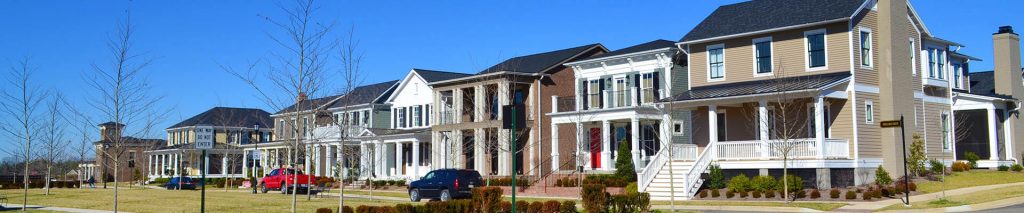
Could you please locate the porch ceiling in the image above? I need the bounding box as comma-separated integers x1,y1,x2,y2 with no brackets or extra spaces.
660,72,851,103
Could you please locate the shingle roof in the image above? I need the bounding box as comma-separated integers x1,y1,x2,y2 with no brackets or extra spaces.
680,0,864,42
328,80,399,109
168,107,273,129
413,69,473,83
478,43,605,74
662,72,851,102
364,128,429,136
965,71,1015,99
275,94,342,114
578,39,676,62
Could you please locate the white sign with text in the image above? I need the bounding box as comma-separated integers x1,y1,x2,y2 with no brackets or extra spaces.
195,125,214,150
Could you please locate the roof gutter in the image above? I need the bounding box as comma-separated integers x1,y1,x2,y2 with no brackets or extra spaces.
427,71,544,86
660,76,851,104
677,18,850,46
564,47,674,66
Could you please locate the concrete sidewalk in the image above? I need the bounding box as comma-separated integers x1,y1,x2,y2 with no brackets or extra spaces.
877,196,1024,213
652,204,821,212
834,182,1024,212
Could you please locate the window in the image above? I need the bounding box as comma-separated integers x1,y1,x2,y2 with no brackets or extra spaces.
362,110,369,126
424,105,430,126
753,37,772,74
707,44,725,79
716,112,727,141
937,50,946,80
641,73,655,103
398,107,407,128
588,80,601,108
805,29,827,69
953,63,963,89
279,120,286,138
413,105,423,127
941,112,951,150
614,77,626,107
302,117,308,136
860,29,872,67
128,151,136,168
350,112,359,126
865,101,874,124
672,121,685,136
909,39,916,75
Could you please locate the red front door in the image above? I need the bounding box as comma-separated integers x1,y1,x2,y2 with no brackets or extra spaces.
590,128,602,169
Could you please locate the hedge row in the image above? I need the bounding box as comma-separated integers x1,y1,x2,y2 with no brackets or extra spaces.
0,181,81,189
327,187,577,213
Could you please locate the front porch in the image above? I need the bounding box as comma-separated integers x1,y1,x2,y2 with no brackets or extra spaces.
549,96,670,172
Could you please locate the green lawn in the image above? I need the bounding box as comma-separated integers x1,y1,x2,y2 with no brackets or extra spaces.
880,184,1024,210
1,188,415,213
650,200,847,211
916,170,1024,193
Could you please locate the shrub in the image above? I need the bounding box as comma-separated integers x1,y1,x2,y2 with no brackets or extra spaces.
1012,164,1024,172
781,175,803,196
516,201,530,213
908,133,927,176
581,184,607,213
559,200,576,213
875,166,893,185
751,190,761,198
726,190,735,198
394,204,413,213
909,182,917,191
794,189,807,199
543,200,561,213
614,142,637,182
699,189,708,198
472,187,503,212
624,182,638,194
315,208,331,213
764,189,775,198
965,152,980,168
845,190,857,200
999,165,1010,171
809,189,821,199
738,190,748,198
711,189,721,197
529,201,544,213
582,174,627,187
929,159,946,175
952,161,971,172
727,174,751,193
609,194,638,213
862,191,872,200
637,193,651,213
341,206,353,213
708,164,725,189
830,188,840,199
499,202,512,213
873,189,883,198
751,175,777,193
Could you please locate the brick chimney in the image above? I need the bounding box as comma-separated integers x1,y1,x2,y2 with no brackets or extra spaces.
297,92,308,102
993,26,1022,97
98,122,125,141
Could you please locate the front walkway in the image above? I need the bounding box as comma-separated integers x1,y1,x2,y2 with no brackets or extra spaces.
836,182,1024,212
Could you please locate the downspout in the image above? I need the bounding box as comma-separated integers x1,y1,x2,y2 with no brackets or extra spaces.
536,74,549,191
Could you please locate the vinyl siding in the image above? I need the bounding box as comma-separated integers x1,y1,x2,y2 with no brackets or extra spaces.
689,22,851,88
856,92,882,158
829,98,855,158
924,101,954,159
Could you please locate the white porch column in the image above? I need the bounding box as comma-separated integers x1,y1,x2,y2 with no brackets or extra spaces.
242,150,249,178
988,107,1000,160
412,141,421,178
708,105,718,144
550,123,560,171
173,154,179,176
475,85,486,122
1005,110,1014,161
204,153,210,176
396,142,405,177
759,99,770,159
221,154,228,175
454,88,463,123
375,141,384,177
328,145,336,178
304,146,312,174
148,155,154,176
815,96,826,159
359,143,368,178
475,129,485,172
601,120,611,171
630,118,641,171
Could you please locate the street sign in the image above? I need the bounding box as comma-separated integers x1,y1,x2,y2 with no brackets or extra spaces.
250,150,260,160
880,120,902,128
195,126,214,150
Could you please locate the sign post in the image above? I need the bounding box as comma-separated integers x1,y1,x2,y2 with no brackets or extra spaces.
252,124,260,194
879,116,910,206
501,104,525,213
195,126,214,213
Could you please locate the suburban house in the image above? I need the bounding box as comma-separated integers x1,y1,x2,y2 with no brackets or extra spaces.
429,43,608,180
548,39,687,174
144,107,273,181
93,122,164,183
620,0,994,200
951,26,1023,167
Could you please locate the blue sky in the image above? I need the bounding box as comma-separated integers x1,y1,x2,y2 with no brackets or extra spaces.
0,0,1021,143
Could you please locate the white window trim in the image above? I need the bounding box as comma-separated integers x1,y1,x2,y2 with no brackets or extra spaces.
640,72,657,104
613,75,628,107
804,29,829,72
941,111,952,151
859,27,874,69
752,36,774,77
909,38,917,76
864,100,874,124
672,121,685,136
706,43,726,82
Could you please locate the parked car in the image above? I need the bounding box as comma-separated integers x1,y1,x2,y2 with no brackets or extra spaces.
408,169,482,201
164,177,197,190
260,168,314,194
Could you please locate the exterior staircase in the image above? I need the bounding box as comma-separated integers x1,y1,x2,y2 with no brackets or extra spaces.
638,142,717,201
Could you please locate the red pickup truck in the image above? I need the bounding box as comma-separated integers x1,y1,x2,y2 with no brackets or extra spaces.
260,168,314,194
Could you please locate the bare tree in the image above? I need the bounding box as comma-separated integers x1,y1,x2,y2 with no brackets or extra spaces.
0,58,48,211
331,25,364,207
63,96,96,189
86,15,164,212
39,93,69,195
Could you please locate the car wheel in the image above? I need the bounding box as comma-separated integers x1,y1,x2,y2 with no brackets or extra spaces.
261,183,269,194
409,189,421,202
440,189,451,202
281,183,288,194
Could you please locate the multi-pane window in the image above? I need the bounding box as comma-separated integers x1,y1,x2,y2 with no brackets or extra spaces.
362,110,369,126
128,151,136,168
928,48,939,78
413,106,422,127
588,80,601,108
708,45,725,79
614,77,626,107
953,63,963,89
641,73,655,103
865,101,874,124
860,30,872,67
302,117,308,136
941,112,950,150
806,30,826,68
279,120,286,138
937,49,946,80
754,38,772,73
398,107,407,128
910,39,916,75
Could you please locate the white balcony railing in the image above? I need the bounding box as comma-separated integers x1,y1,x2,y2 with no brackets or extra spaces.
308,125,365,141
716,138,850,160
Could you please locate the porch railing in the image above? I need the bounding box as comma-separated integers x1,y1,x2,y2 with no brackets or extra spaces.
671,144,698,160
551,96,577,113
638,143,699,193
715,138,850,160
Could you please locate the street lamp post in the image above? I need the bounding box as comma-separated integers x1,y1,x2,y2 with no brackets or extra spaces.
252,124,260,194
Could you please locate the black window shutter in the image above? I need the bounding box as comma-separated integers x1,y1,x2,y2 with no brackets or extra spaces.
653,72,661,98
581,81,588,110
634,73,641,105
599,79,606,108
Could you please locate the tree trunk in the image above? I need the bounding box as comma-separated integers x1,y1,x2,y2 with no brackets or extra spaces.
783,156,789,202
114,161,120,212
45,164,52,195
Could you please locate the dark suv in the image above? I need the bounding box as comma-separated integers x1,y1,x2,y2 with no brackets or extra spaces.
408,169,482,201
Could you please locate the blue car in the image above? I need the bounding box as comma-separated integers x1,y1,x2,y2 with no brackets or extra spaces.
165,177,197,190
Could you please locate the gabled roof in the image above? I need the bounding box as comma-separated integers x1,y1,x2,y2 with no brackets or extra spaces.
275,94,342,115
168,107,273,129
950,52,982,61
966,71,1015,99
662,72,851,102
576,39,676,62
680,0,865,42
328,80,399,109
413,69,472,83
478,43,606,74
